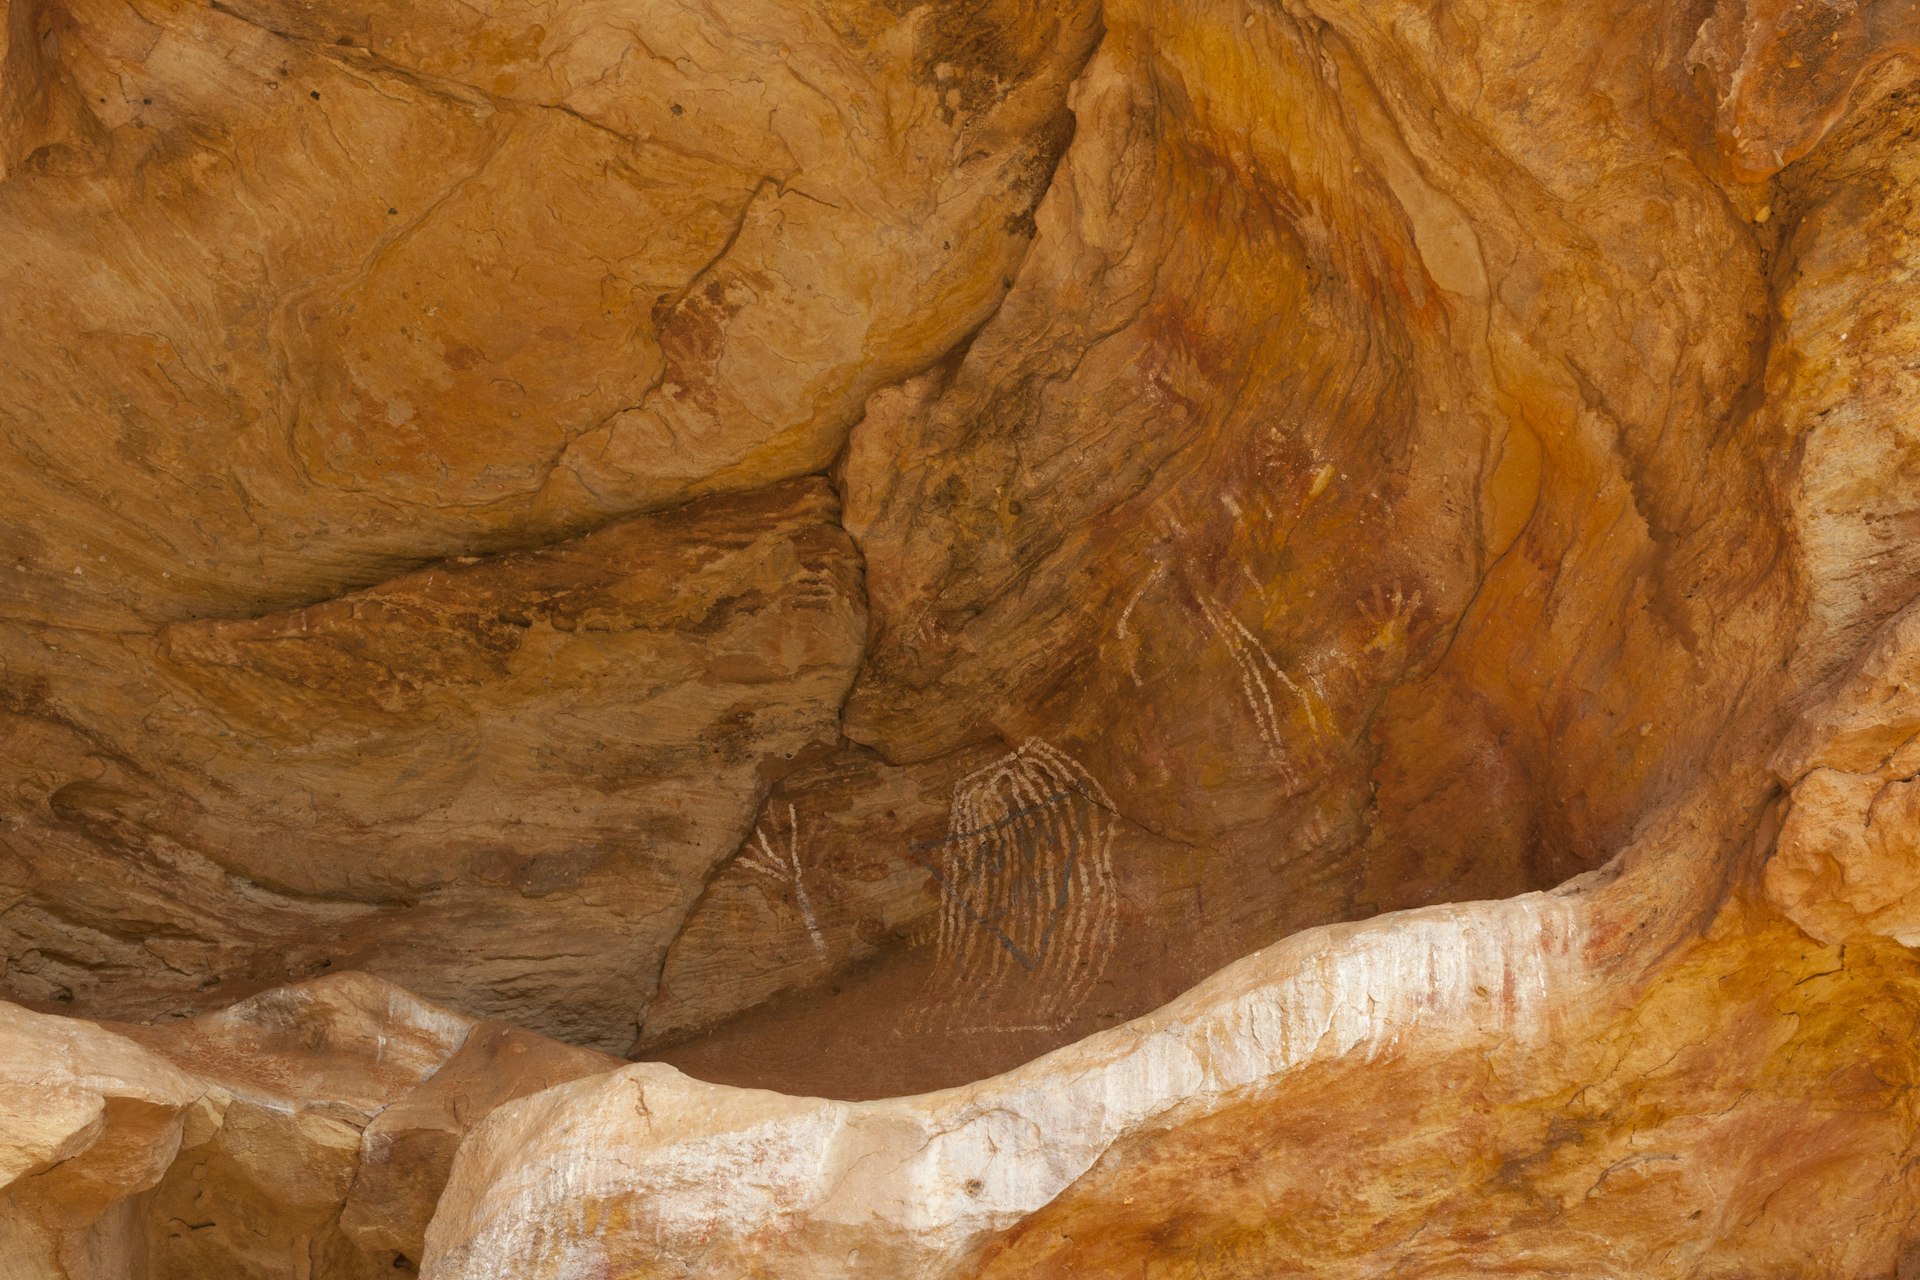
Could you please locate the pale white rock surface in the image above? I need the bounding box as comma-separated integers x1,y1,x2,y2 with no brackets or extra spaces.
0,1003,207,1280
424,880,1608,1278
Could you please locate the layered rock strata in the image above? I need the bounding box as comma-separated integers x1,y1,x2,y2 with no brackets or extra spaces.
2,973,616,1278
4,0,1920,1271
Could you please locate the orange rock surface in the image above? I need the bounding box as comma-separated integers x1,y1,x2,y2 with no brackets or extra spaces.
4,0,1920,1272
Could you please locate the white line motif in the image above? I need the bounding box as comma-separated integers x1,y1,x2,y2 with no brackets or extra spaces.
1115,563,1169,687
1197,593,1329,771
739,802,827,959
905,739,1118,1035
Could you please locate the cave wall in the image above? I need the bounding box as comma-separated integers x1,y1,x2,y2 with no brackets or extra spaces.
5,0,1920,1273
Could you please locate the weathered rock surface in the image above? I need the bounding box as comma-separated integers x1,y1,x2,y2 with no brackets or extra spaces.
0,0,1083,1057
4,477,863,1051
1767,598,1920,949
415,0,1920,1268
644,0,1790,1092
426,876,1920,1278
126,974,478,1278
7,0,1920,1270
0,1003,204,1280
0,973,620,1278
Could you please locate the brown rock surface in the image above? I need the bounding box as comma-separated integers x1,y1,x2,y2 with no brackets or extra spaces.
334,1019,618,1266
124,974,476,1279
0,1003,203,1279
1767,598,1920,948
0,973,620,1278
423,876,1920,1278
4,477,863,1050
5,0,1920,1271
0,0,1081,1055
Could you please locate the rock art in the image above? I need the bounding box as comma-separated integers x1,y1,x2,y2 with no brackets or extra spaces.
4,0,1920,1271
425,873,1920,1279
4,479,863,1051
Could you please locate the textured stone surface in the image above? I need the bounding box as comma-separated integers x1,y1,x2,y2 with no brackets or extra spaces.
0,0,1081,1059
0,0,1798,1089
964,914,1920,1279
805,0,1784,1083
1767,599,1920,948
3,477,863,1051
415,0,1920,1268
122,973,479,1278
0,974,618,1279
425,883,1604,1279
6,0,1920,1271
632,0,1794,1093
0,1003,203,1280
425,875,1920,1278
335,1020,618,1266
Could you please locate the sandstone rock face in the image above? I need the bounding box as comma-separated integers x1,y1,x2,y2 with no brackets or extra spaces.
0,1004,203,1280
0,974,618,1278
648,0,1793,1093
427,881,1920,1279
4,477,863,1051
6,0,1920,1271
0,0,1080,1059
1767,598,1920,948
126,975,477,1278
